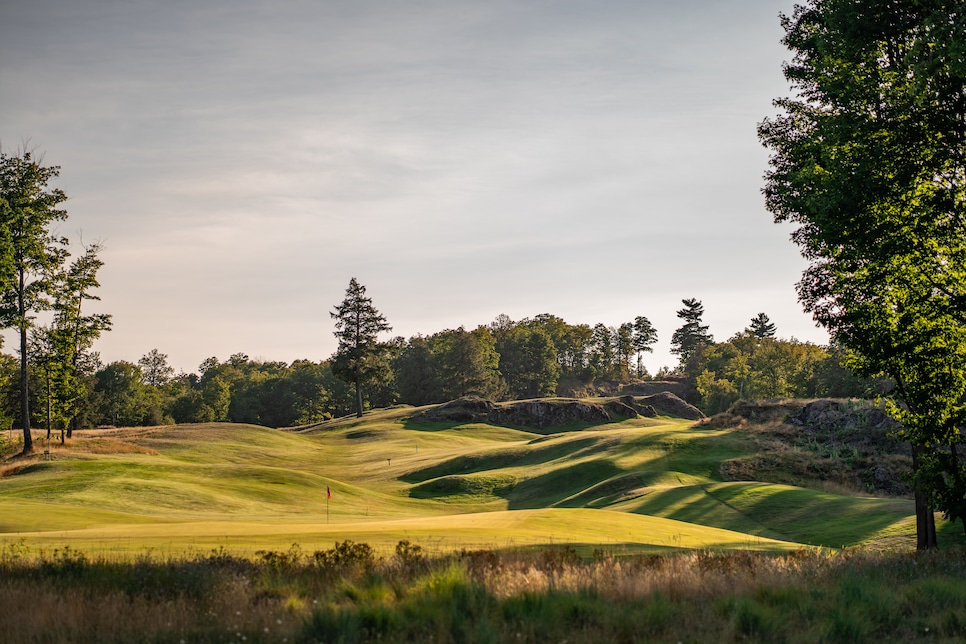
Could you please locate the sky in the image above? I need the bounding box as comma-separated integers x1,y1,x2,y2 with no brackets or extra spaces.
0,0,822,376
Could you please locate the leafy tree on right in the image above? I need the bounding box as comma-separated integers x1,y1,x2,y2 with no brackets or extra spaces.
759,0,966,547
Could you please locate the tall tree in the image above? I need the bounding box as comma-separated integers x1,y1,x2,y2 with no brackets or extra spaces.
0,149,68,453
748,313,777,340
670,298,713,364
139,349,174,388
631,316,658,378
759,0,966,547
330,278,392,417
497,325,559,399
50,242,111,437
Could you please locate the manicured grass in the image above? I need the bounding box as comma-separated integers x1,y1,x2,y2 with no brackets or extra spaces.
1,404,960,555
4,508,799,559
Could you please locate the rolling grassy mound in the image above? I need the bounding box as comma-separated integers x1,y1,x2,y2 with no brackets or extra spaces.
0,397,956,556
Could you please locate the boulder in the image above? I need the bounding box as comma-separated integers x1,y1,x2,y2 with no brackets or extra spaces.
634,392,705,420
490,399,611,428
415,396,497,423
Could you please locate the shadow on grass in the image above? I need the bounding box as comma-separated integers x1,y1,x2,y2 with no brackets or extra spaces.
507,460,623,509
627,482,916,547
408,474,518,500
401,419,599,435
400,436,610,483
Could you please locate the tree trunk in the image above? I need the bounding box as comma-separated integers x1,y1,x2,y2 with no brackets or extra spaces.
912,445,938,549
355,375,363,418
19,328,31,453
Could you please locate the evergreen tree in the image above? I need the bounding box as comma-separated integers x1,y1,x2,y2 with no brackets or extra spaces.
631,315,658,378
670,299,713,364
330,278,392,417
748,313,777,340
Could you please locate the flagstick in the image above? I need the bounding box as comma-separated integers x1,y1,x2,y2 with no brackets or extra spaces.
327,495,329,524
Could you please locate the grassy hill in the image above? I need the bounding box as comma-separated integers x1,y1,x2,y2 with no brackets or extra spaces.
0,398,957,557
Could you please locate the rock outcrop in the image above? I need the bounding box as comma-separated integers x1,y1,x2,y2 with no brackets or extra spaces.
414,391,703,429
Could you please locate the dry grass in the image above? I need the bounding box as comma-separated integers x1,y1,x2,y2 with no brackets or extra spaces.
3,542,966,643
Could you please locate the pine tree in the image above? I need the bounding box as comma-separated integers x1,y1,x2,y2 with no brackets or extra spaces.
632,316,658,378
330,278,392,417
670,299,713,363
748,313,777,340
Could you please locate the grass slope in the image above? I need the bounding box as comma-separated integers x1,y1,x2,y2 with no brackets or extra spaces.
1,401,955,555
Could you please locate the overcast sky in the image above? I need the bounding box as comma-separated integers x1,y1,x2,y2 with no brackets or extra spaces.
0,0,820,375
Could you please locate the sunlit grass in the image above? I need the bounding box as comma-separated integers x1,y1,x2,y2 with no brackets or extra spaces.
2,404,960,555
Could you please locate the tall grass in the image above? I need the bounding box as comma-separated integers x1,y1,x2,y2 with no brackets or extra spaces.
2,539,965,642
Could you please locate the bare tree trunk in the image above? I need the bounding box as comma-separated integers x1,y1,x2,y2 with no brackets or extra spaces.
355,375,363,418
912,445,938,549
19,283,32,453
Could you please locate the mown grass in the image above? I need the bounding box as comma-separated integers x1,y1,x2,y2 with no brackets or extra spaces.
3,539,966,643
2,405,962,553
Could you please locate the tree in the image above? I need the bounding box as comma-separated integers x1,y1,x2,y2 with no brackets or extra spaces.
0,149,69,453
670,298,713,364
758,0,966,547
497,325,560,399
434,326,506,401
49,242,111,437
395,336,443,406
614,323,635,380
139,349,174,388
748,313,777,339
94,361,146,427
631,316,658,378
587,324,616,381
330,278,392,417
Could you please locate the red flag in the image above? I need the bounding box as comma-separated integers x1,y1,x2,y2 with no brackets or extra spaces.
327,486,331,499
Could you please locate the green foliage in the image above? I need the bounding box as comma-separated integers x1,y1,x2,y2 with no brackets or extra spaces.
331,277,392,417
695,369,739,415
497,324,560,399
632,315,658,378
747,312,776,339
396,326,507,405
7,546,966,643
0,149,70,450
686,334,838,413
670,298,712,364
759,0,966,544
94,360,146,427
137,349,173,388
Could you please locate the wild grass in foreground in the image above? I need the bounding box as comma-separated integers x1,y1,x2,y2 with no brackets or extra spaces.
2,540,966,643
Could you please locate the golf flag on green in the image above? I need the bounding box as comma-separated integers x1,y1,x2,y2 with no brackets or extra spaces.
327,486,331,499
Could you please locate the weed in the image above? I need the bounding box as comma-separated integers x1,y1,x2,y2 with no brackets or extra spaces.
3,544,966,642
394,539,428,574
313,540,377,572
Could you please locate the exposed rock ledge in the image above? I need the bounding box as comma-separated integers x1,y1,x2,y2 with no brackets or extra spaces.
414,392,703,429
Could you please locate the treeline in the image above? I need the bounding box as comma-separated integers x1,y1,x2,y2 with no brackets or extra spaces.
0,312,661,429
0,312,881,431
